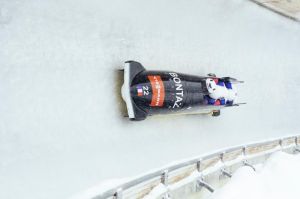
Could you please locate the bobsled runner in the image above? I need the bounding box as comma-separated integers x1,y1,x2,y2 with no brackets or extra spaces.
121,61,244,121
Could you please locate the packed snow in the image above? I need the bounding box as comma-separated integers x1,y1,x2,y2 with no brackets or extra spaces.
209,152,300,199
1,0,300,198
70,178,127,199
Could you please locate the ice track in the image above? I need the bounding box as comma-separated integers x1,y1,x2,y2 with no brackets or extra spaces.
0,0,300,198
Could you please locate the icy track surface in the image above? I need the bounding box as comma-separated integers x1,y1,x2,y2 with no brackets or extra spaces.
0,0,300,198
209,152,300,199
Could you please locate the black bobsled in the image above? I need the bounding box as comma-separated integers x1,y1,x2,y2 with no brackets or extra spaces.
121,61,244,121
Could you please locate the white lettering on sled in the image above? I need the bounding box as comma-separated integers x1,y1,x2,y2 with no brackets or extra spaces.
169,73,184,108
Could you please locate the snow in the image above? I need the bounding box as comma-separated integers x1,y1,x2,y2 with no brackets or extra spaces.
209,152,300,199
143,183,168,199
1,0,300,198
70,178,127,199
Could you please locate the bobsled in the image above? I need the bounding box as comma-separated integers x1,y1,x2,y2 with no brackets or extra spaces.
121,61,244,121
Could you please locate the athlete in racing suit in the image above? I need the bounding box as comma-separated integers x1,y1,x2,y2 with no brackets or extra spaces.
205,78,237,106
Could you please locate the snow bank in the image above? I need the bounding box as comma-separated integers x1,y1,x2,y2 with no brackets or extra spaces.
210,152,300,199
70,178,127,199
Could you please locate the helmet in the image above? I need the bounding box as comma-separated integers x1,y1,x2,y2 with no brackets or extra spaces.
206,78,217,94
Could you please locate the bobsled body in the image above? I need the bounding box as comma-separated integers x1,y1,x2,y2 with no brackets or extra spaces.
121,61,243,121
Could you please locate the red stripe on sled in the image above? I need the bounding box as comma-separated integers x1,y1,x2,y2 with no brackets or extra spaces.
148,75,165,107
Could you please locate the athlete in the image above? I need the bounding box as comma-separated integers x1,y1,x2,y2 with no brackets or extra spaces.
205,78,237,106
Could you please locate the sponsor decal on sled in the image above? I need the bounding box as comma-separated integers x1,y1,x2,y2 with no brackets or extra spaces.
148,75,165,107
169,73,184,108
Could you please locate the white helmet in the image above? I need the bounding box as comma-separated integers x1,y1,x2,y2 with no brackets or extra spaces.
206,78,217,94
